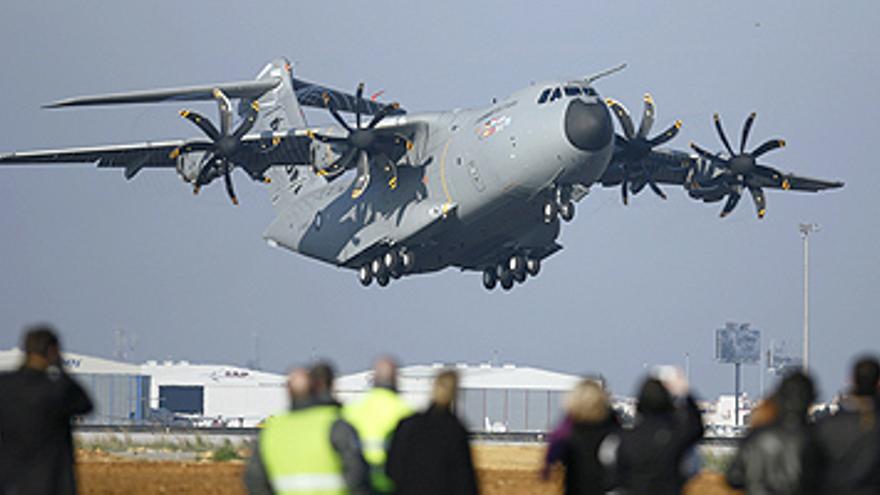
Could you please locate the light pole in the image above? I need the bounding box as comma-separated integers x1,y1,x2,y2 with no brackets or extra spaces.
799,223,819,372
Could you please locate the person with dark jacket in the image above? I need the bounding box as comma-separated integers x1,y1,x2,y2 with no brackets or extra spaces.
0,325,93,495
386,369,478,495
726,371,822,495
814,356,880,495
544,379,621,495
613,369,704,495
243,362,371,495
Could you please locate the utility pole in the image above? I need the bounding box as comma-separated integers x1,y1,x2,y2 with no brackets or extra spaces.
799,223,819,372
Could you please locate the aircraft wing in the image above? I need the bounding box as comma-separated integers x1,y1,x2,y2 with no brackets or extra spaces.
600,148,844,192
0,130,318,179
293,77,405,116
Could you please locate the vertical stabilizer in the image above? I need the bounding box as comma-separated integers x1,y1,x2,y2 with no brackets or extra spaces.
244,57,307,132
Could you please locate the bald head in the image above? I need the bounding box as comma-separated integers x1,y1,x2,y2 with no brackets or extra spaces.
287,367,310,406
373,356,399,391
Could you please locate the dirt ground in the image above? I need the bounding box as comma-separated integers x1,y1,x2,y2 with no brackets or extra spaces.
76,445,739,495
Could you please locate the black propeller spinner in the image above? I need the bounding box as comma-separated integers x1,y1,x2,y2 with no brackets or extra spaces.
690,112,788,218
309,82,409,199
606,94,682,205
170,88,260,205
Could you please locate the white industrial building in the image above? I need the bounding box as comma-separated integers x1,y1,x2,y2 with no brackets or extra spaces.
1,348,585,431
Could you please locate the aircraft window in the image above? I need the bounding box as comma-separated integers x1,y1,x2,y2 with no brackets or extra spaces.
537,88,551,104
583,87,597,96
550,87,562,102
564,86,581,96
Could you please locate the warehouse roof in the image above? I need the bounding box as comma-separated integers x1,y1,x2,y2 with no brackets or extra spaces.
0,348,142,375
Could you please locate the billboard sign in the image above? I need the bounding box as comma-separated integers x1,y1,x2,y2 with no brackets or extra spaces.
715,323,761,365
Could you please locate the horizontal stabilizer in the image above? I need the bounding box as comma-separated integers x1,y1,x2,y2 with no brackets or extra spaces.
44,78,281,109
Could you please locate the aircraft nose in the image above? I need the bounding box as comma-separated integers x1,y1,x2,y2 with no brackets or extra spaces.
564,99,613,152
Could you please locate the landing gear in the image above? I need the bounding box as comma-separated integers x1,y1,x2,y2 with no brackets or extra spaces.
483,255,543,291
545,185,576,223
358,247,416,288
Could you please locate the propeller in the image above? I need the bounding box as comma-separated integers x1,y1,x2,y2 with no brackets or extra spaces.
605,94,682,205
169,88,260,205
689,112,787,218
308,82,409,199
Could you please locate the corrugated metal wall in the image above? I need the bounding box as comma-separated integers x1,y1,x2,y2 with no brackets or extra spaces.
78,373,150,424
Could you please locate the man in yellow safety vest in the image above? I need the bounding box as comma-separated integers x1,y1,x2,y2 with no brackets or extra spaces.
244,362,371,495
343,357,413,493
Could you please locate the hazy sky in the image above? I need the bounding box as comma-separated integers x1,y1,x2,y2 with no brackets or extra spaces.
1,1,877,401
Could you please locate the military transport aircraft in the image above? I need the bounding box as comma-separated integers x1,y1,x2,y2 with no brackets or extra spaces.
0,58,843,291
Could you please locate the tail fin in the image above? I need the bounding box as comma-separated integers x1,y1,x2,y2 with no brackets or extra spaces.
245,58,307,132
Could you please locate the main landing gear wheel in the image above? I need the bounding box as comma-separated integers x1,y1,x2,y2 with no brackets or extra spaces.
358,265,373,286
526,258,541,277
543,201,558,224
509,255,526,283
482,268,497,290
559,201,575,222
376,272,390,287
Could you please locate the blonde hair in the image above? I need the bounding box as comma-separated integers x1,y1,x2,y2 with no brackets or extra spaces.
565,379,609,423
432,370,459,409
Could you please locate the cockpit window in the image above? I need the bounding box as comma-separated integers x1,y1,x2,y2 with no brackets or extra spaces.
583,87,597,96
537,88,551,104
564,86,582,96
550,87,562,102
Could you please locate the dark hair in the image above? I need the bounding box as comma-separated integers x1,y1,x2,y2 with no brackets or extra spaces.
637,378,673,415
309,361,335,394
853,356,880,397
777,371,816,419
23,324,59,357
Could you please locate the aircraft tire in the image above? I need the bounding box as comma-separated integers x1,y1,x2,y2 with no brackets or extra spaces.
401,251,416,272
500,276,514,291
509,255,526,283
377,272,390,287
482,268,497,290
384,250,400,272
526,258,541,277
371,257,386,277
543,201,557,224
559,201,575,222
358,266,373,286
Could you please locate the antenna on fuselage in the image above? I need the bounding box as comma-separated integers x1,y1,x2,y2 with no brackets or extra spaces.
584,63,627,85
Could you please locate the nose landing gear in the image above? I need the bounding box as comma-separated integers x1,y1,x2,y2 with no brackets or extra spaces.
543,185,576,224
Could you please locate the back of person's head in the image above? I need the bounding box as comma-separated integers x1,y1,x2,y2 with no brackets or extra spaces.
309,361,335,396
852,355,880,397
637,378,673,416
566,379,609,424
431,369,458,410
23,324,60,357
287,367,311,405
373,356,399,391
777,371,816,420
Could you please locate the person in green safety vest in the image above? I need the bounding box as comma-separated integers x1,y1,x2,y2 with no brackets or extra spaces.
243,362,372,495
343,357,413,493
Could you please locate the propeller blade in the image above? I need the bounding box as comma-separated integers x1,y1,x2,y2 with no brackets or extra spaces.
231,100,260,141
748,185,767,218
643,166,667,200
605,98,636,140
351,150,371,199
648,120,682,147
751,138,786,158
621,168,630,205
355,82,364,129
180,110,220,141
720,189,742,217
323,93,352,133
222,161,238,205
740,112,756,154
212,88,234,137
713,113,736,156
367,102,400,129
307,131,347,145
690,142,725,163
636,93,655,139
169,140,213,159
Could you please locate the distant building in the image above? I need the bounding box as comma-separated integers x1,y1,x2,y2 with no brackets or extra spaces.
0,348,150,425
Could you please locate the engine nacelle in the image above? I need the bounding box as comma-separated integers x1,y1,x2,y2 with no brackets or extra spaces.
310,140,341,172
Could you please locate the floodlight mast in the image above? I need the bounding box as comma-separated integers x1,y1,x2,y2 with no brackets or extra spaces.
799,223,819,372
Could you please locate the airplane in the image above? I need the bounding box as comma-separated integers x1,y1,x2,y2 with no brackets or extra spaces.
0,58,844,291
